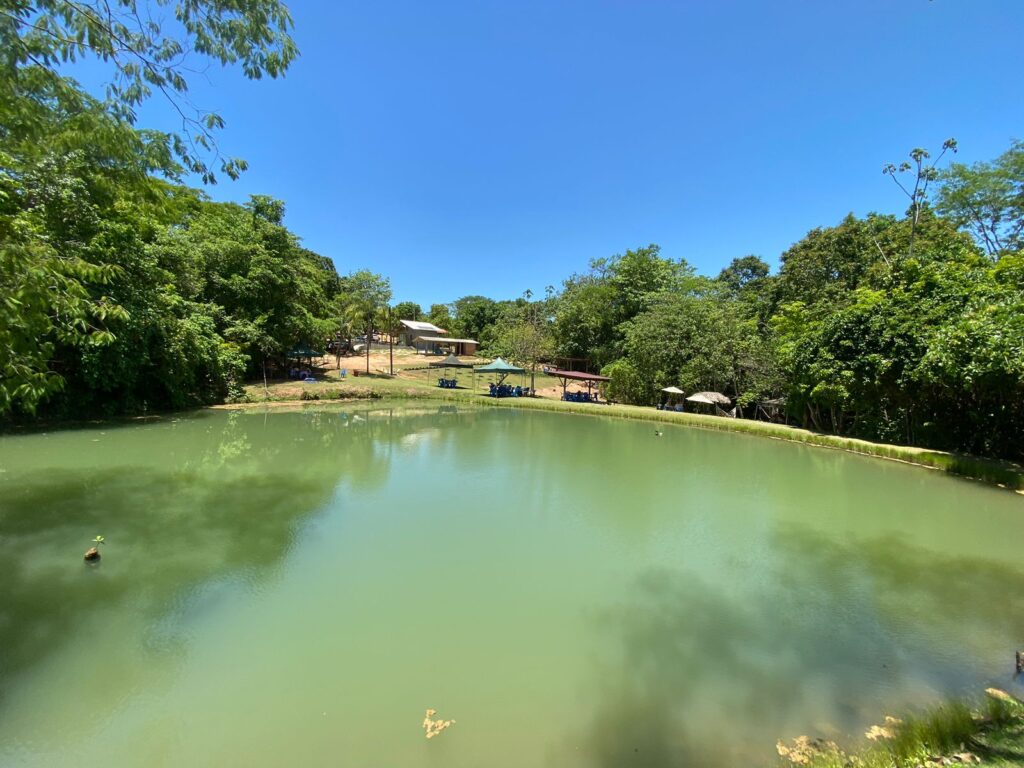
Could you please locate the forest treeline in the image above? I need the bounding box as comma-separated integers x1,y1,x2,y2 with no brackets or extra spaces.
406,141,1024,461
1,2,1021,461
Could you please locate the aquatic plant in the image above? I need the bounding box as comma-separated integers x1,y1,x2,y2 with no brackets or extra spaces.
84,535,105,562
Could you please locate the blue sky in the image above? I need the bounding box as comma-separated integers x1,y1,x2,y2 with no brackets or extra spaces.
89,1,1024,308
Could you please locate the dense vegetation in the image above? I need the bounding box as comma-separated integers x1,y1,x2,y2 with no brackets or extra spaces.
420,143,1024,461
1,3,1021,462
0,0,344,417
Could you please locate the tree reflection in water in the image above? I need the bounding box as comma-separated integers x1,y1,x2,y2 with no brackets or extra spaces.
570,526,1024,768
0,405,479,690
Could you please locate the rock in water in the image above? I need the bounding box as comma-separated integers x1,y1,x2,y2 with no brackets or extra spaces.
83,547,101,562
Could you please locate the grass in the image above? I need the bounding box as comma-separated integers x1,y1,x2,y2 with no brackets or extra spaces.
236,361,1024,494
780,692,1024,767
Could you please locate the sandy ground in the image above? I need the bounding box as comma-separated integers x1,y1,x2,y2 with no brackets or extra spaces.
284,349,599,403
326,349,485,373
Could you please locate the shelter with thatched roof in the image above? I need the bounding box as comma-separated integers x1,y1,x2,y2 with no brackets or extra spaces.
686,391,735,417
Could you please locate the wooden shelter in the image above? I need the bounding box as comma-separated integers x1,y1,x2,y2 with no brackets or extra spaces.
413,335,479,356
549,368,610,402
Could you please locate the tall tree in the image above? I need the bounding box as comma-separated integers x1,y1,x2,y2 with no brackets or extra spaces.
337,270,391,374
427,303,453,330
882,139,957,259
489,291,554,392
935,140,1024,258
0,0,302,415
1,0,297,182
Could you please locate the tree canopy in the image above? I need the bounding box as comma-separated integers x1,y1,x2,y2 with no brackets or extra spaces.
2,9,1020,464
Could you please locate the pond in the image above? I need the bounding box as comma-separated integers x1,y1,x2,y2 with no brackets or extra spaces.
1,404,1022,767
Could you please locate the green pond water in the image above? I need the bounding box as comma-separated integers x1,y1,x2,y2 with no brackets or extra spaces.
1,404,1023,767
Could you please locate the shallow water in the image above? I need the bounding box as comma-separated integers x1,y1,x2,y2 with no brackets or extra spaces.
1,404,1022,767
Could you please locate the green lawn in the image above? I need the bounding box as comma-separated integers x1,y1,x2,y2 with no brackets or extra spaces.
781,693,1024,767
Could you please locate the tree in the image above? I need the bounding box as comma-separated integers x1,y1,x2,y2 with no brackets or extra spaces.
450,295,501,345
883,139,957,259
614,284,776,409
606,244,685,321
0,0,298,183
554,273,618,368
717,255,770,294
717,255,776,328
935,140,1024,258
393,301,422,322
337,270,391,373
552,245,691,370
489,292,554,392
427,303,452,329
0,0,305,416
775,214,895,309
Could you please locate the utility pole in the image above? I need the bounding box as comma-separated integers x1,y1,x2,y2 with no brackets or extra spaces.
388,306,394,376
365,314,371,375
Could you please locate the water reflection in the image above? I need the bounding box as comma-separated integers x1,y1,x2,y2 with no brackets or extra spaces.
2,405,1023,767
572,524,1024,767
0,405,479,689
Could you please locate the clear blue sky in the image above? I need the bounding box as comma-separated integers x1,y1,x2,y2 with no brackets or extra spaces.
100,0,1024,308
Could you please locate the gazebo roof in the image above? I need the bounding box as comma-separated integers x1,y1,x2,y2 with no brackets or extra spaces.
474,357,525,374
429,354,474,368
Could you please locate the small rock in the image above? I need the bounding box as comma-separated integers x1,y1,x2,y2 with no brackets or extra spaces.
951,753,980,764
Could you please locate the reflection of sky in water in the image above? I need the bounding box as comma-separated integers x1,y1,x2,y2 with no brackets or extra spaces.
0,404,1022,767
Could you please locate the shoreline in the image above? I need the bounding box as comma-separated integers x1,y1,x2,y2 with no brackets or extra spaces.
213,386,1024,494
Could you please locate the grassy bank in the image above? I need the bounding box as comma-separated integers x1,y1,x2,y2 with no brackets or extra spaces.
778,690,1024,767
238,371,1024,493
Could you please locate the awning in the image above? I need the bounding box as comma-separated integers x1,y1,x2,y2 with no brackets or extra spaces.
661,386,684,394
474,357,525,374
686,391,731,405
414,335,479,344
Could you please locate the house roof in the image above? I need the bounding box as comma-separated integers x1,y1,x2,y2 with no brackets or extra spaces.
400,319,447,333
414,336,478,344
